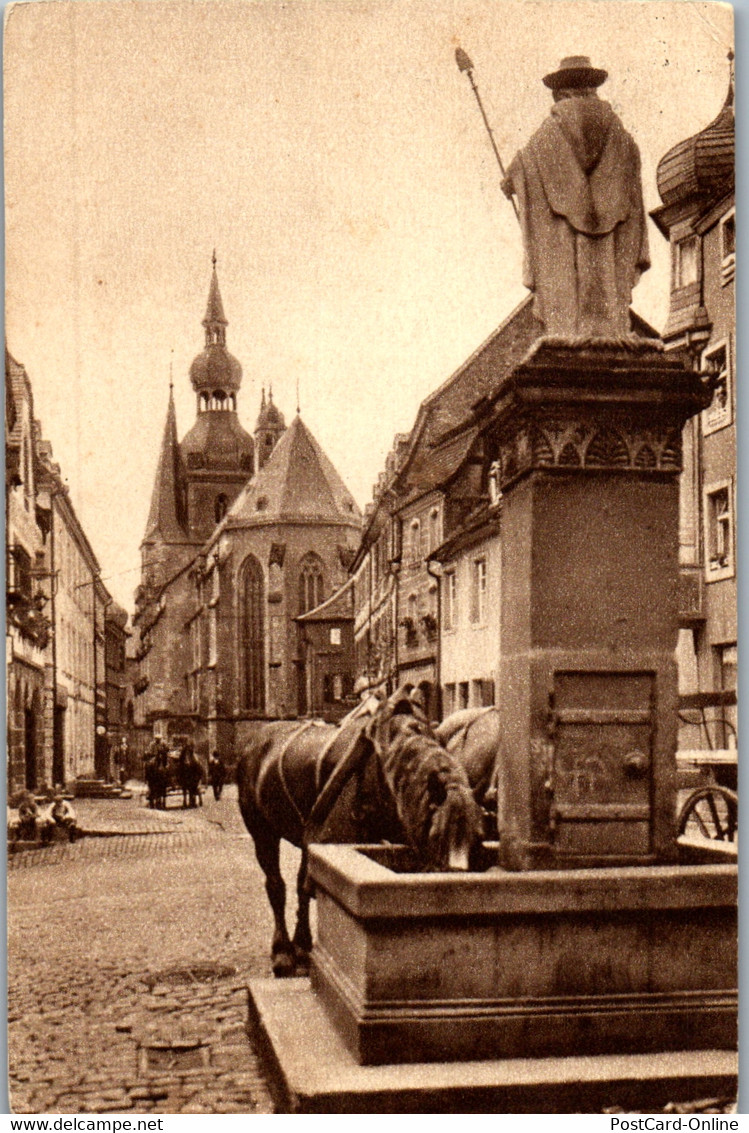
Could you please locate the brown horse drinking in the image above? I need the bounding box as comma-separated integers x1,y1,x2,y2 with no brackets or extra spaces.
435,706,502,835
236,688,483,977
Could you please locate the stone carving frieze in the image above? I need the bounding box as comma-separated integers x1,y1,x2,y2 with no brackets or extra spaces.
495,413,682,489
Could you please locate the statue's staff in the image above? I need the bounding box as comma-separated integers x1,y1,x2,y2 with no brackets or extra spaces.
455,47,519,222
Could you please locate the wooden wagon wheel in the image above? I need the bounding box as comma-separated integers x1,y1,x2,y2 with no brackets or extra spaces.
677,785,738,843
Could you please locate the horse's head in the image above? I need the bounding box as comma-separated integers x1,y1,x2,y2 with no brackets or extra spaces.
365,687,484,871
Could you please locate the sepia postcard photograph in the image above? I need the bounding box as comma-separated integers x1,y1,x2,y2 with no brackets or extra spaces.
4,0,738,1116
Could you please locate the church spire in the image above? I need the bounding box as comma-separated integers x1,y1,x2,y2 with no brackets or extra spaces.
143,383,187,544
202,252,228,347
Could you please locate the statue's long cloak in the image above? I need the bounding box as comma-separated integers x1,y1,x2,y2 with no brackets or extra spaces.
507,98,650,336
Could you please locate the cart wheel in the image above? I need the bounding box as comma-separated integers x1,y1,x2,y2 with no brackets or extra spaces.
677,785,738,843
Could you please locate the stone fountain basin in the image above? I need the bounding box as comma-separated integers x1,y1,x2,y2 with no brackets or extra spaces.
308,843,737,1066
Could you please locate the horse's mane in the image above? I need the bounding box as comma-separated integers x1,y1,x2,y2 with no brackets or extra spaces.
367,697,483,870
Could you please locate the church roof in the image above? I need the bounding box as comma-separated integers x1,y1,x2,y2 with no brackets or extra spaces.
224,415,361,528
142,386,187,544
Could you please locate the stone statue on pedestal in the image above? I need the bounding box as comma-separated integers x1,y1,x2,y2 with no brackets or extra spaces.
502,56,650,337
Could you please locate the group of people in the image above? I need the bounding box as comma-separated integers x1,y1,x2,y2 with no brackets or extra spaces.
8,789,79,845
8,746,230,847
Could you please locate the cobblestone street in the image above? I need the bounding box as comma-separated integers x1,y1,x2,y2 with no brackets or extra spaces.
8,785,288,1114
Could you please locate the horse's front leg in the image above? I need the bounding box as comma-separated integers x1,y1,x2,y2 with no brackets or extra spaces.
253,831,295,977
292,848,313,976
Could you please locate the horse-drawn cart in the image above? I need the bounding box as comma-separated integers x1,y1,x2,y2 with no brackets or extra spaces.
676,690,737,844
144,747,203,809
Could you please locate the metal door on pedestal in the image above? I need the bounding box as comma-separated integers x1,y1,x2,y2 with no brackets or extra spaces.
549,671,654,858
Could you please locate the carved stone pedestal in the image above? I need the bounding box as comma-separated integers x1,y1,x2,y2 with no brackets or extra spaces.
484,339,711,867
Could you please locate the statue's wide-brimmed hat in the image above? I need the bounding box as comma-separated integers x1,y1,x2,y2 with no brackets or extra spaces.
543,56,608,90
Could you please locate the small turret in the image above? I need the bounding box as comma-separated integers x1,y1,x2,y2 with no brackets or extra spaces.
254,386,286,469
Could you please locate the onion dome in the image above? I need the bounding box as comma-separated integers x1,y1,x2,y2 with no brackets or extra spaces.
656,59,734,210
181,410,254,472
189,257,243,394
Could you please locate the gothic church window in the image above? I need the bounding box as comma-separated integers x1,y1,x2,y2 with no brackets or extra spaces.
298,553,324,614
239,554,265,711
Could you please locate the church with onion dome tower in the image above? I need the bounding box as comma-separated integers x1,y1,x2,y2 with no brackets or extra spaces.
132,259,362,758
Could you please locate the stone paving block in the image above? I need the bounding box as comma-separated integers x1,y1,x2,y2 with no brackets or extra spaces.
8,789,295,1116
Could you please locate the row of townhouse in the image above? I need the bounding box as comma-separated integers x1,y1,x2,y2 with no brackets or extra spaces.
6,349,128,796
350,72,735,737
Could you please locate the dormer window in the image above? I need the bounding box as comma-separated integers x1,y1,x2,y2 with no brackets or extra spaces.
674,235,699,289
720,208,735,285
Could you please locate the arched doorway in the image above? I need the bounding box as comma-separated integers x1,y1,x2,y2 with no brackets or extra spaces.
240,554,265,712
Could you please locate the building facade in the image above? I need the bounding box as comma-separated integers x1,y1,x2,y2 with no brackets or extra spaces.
37,454,109,785
104,602,129,779
295,577,357,722
429,504,502,716
651,64,736,750
6,351,50,794
6,349,114,794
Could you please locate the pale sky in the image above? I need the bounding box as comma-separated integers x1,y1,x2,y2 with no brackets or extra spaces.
4,0,734,610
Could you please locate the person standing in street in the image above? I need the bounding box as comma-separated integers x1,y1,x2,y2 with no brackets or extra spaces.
208,750,226,801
